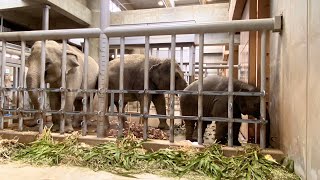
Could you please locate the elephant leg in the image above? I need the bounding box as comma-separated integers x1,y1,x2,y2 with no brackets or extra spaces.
115,102,128,128
139,98,151,125
215,121,242,146
64,92,78,133
72,99,83,128
185,120,196,141
152,94,169,130
48,92,61,132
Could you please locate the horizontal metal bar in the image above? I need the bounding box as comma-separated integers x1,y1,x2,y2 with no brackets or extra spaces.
1,87,264,96
104,17,279,37
0,28,101,41
0,17,281,41
203,65,240,69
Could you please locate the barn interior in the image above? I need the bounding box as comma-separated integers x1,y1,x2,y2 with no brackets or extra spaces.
0,0,319,179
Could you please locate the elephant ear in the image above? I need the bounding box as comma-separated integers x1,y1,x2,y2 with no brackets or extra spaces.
66,50,80,68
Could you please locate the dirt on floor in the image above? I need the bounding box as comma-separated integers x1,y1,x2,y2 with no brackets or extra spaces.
0,162,186,180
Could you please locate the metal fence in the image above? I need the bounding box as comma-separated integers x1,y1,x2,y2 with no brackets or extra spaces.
0,0,282,149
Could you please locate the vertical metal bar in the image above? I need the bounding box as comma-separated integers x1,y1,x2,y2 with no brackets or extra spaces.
82,38,89,136
260,30,267,149
168,47,171,58
89,92,94,112
227,32,235,147
156,48,159,58
114,49,117,59
118,36,125,137
189,45,195,83
169,35,176,143
197,34,204,145
0,16,3,32
13,67,18,113
18,41,26,131
97,0,110,138
180,47,183,69
0,41,6,129
143,36,150,140
143,36,150,141
39,5,50,133
60,40,67,134
110,92,114,114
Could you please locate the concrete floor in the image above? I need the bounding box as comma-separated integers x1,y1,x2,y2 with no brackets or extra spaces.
0,162,185,180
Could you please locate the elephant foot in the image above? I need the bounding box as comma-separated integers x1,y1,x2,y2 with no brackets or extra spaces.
158,122,170,130
65,125,74,133
51,124,60,132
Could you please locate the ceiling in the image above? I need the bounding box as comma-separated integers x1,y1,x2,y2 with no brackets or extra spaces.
114,0,229,10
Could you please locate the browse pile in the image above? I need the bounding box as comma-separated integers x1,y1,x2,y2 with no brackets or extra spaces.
108,120,169,140
0,128,300,180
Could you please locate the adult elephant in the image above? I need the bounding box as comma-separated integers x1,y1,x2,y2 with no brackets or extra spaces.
180,75,270,147
96,54,188,130
26,40,99,132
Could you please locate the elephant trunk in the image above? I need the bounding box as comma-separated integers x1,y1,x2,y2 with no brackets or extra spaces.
25,64,41,126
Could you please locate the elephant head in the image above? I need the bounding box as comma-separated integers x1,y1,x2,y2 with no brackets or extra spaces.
149,59,188,91
234,82,271,147
25,40,80,126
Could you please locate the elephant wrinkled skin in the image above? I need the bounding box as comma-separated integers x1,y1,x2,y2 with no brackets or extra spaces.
26,40,99,133
180,75,270,147
94,54,188,130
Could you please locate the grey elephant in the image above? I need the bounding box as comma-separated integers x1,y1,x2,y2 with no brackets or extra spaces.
180,75,270,147
26,40,99,132
94,54,188,130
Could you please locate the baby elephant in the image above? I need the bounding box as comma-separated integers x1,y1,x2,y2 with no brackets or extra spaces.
180,75,270,146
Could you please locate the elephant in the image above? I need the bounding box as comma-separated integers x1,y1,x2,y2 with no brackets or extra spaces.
26,40,99,132
180,75,270,147
94,54,188,130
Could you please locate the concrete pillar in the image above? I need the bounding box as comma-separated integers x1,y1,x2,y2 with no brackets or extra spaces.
86,0,101,62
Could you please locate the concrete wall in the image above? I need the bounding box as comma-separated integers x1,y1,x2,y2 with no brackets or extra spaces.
270,0,320,179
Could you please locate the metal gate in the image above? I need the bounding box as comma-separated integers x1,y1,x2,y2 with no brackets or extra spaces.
0,0,282,149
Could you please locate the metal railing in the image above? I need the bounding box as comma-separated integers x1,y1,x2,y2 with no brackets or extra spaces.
0,0,282,149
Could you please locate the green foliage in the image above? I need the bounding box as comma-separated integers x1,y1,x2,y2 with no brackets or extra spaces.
0,128,301,180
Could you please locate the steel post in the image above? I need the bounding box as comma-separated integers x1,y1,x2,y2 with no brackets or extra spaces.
82,38,89,136
227,32,234,147
39,5,50,133
60,40,67,134
143,36,150,141
197,34,204,145
118,36,125,137
96,0,110,138
18,41,26,131
0,41,6,129
260,30,267,148
169,35,176,143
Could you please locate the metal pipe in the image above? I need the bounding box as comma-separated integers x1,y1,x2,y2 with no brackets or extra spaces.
114,49,117,59
0,41,6,129
60,40,67,134
104,18,279,37
197,34,204,145
0,17,281,42
0,28,101,41
202,65,240,69
260,30,267,149
18,41,26,131
118,36,125,137
97,0,110,138
169,34,176,143
227,32,234,147
38,5,50,133
156,48,159,58
143,36,150,141
82,38,89,136
180,47,183,69
0,16,3,32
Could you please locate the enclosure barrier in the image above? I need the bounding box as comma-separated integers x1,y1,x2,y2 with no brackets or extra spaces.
0,0,282,149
